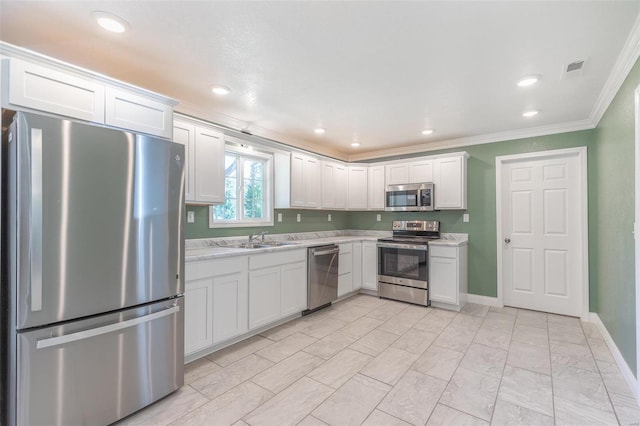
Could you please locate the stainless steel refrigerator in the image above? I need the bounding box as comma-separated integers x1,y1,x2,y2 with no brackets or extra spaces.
1,111,185,426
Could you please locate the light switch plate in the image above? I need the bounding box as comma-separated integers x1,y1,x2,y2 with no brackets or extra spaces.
297,213,301,222
187,211,195,223
277,212,283,222
376,214,382,222
463,213,469,223
328,213,332,222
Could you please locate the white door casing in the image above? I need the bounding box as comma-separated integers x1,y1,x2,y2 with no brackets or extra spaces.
496,147,588,319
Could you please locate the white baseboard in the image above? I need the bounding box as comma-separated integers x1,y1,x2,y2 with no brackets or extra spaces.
588,313,640,405
465,293,499,307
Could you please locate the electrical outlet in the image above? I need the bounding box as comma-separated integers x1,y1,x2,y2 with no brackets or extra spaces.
328,213,332,222
277,212,282,222
187,211,195,223
376,214,381,222
297,213,301,222
463,213,469,223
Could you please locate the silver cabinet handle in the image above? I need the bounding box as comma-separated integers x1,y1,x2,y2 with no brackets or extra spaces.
36,305,180,350
31,128,43,312
504,238,511,244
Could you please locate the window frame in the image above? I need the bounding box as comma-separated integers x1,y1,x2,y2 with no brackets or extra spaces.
209,145,274,228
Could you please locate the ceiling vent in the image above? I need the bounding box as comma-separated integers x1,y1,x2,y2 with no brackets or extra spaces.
562,59,585,79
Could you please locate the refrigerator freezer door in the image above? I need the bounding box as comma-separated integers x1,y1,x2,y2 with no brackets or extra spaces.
12,112,184,329
15,297,184,426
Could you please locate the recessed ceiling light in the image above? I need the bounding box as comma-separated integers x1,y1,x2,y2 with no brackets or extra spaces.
314,128,326,135
211,85,231,96
92,11,129,33
517,75,539,87
522,110,539,118
421,129,434,135
351,142,361,147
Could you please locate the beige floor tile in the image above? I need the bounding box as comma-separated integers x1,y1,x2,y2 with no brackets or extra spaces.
207,335,274,367
252,351,325,394
184,357,222,385
412,345,464,381
473,325,512,351
515,311,547,329
550,339,597,372
312,374,390,426
610,392,640,426
596,359,635,397
119,386,208,426
485,311,517,324
581,322,603,339
259,318,310,341
459,343,507,379
302,317,348,339
243,377,334,426
434,325,477,352
255,332,317,363
511,324,549,348
190,354,273,400
412,315,451,334
588,337,616,363
491,398,554,426
489,306,518,316
506,341,551,375
339,316,384,339
460,303,490,317
346,294,388,310
170,381,273,426
364,302,407,321
449,313,484,331
391,328,437,355
330,305,371,323
551,364,614,413
554,396,619,425
360,347,419,385
377,309,427,335
498,366,553,417
349,329,400,356
378,370,447,425
430,308,458,320
231,421,249,426
303,331,358,360
481,317,515,331
307,348,373,389
426,404,488,425
547,313,581,327
439,367,500,421
297,415,328,426
548,322,588,345
362,410,411,426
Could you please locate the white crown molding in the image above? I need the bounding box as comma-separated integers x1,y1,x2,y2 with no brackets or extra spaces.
590,13,640,126
347,119,594,162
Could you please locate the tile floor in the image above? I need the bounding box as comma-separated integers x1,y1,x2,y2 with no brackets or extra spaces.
118,296,640,426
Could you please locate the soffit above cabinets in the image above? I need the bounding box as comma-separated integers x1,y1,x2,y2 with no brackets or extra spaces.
1,1,639,160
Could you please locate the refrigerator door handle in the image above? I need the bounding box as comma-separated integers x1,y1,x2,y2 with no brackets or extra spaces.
36,304,180,350
30,128,43,312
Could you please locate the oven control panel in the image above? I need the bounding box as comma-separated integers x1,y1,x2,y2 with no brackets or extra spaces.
392,220,439,232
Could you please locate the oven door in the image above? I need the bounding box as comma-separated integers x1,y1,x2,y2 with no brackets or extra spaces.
377,243,428,289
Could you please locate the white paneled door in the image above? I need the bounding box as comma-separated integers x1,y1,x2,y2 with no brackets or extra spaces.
498,148,587,317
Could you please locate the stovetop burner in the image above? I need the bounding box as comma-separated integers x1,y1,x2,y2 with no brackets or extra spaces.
378,220,441,244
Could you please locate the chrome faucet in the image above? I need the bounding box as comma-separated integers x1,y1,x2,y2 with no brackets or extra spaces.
248,231,269,243
259,230,269,242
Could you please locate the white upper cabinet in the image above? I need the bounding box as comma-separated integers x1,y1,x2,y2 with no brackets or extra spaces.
174,115,225,205
409,160,433,183
290,152,322,209
1,56,176,138
433,153,468,210
385,163,410,185
347,165,369,210
321,161,347,210
367,165,385,210
334,163,348,209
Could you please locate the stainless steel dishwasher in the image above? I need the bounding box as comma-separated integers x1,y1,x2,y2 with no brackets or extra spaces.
305,244,340,313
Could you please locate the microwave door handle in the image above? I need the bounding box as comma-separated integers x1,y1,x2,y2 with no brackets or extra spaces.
30,128,43,312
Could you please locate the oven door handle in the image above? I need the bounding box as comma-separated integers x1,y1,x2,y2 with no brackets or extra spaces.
377,243,428,251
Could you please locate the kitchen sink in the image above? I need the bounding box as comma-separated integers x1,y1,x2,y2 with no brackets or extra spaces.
260,241,296,247
230,241,297,249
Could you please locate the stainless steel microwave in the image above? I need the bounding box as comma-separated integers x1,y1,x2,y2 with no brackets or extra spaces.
385,183,434,211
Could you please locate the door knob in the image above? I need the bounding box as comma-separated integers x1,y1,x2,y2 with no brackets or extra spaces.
504,238,511,244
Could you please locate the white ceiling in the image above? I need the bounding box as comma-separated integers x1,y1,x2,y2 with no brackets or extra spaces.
1,1,639,160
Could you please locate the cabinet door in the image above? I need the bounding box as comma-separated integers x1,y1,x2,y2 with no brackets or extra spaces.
352,242,362,290
249,267,281,329
105,86,173,138
321,161,336,209
334,164,348,209
212,271,248,344
362,242,378,291
6,58,105,123
281,262,307,316
290,153,306,207
409,160,433,183
338,273,353,297
434,156,466,209
368,166,385,210
194,126,225,204
184,278,214,356
348,166,369,210
173,120,196,202
305,156,321,208
385,164,410,185
430,256,458,304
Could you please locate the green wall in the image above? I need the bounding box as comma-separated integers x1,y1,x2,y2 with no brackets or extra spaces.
591,58,640,376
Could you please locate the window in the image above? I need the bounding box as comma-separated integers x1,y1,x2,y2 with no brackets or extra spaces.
209,146,273,227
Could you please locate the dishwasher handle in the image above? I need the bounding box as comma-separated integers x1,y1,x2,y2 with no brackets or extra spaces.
311,247,340,256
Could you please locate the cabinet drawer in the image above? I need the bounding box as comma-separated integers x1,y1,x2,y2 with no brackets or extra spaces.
250,248,306,270
186,256,247,281
105,86,173,138
429,245,457,259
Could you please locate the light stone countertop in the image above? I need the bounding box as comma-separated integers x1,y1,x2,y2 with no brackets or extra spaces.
429,233,469,247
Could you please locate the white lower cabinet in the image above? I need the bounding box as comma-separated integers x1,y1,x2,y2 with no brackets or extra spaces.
337,243,353,297
352,242,362,291
361,241,378,291
184,256,248,356
429,244,468,311
248,249,307,330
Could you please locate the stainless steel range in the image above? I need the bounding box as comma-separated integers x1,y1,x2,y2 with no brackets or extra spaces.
377,220,440,306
